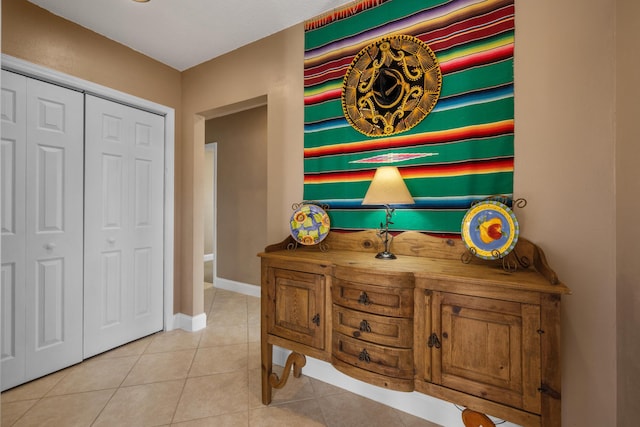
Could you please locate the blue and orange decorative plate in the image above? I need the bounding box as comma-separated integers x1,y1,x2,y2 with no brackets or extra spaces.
289,204,331,246
461,200,519,260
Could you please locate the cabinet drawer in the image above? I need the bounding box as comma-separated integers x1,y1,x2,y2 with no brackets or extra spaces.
333,305,413,348
334,266,414,288
332,332,413,379
332,279,413,317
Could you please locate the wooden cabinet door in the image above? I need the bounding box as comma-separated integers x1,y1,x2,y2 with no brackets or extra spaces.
433,292,541,413
267,267,325,350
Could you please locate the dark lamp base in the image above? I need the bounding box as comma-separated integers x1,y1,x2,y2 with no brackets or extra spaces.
375,251,397,260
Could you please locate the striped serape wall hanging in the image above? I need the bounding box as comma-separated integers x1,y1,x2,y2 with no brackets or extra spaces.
303,0,515,234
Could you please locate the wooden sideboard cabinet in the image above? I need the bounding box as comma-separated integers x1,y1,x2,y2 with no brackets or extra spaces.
259,231,570,427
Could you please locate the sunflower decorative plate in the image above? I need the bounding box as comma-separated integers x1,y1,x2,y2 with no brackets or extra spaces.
289,204,331,246
461,200,519,260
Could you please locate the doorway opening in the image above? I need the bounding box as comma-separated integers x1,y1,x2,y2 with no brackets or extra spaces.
204,142,217,287
202,104,267,298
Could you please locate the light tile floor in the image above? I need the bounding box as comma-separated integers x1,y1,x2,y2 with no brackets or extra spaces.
1,284,443,427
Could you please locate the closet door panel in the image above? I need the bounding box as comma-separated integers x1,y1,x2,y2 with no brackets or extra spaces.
1,71,83,390
102,154,124,228
0,71,27,390
101,251,123,326
24,78,84,379
84,95,164,358
99,152,126,328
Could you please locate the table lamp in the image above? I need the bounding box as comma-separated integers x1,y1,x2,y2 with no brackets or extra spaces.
362,166,415,259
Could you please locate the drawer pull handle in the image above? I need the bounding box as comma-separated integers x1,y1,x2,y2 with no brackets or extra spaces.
357,292,371,306
359,320,372,333
427,332,441,349
358,349,371,363
312,313,320,326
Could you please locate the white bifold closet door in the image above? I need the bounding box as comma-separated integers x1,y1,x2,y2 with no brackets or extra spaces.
83,95,165,358
1,70,84,390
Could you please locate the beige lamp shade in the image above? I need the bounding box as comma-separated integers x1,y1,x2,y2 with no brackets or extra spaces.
362,166,415,206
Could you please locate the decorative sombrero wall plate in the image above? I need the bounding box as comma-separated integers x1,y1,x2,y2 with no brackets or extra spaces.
289,204,331,246
461,200,519,260
342,34,442,137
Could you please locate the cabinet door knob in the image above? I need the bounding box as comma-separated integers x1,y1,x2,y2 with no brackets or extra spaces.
312,313,320,326
44,243,56,250
427,332,441,349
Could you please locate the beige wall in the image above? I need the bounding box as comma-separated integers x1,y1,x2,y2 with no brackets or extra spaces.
1,0,181,111
513,1,618,425
616,1,640,425
1,0,186,313
3,0,637,424
182,1,624,424
206,106,268,286
180,26,304,318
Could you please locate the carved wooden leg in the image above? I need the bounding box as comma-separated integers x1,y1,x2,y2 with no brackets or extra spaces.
261,340,273,405
268,352,307,389
260,270,273,405
292,352,305,379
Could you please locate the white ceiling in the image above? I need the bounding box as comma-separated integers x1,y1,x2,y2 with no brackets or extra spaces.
28,0,355,71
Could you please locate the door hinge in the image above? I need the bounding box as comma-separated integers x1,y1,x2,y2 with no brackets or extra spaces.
538,383,561,399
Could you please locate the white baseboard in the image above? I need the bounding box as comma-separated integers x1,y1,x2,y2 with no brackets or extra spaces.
272,347,520,427
173,312,207,332
214,277,260,298
170,277,257,332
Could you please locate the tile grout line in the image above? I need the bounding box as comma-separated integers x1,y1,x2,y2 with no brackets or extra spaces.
169,286,218,425
168,329,201,425
89,332,155,426
168,376,190,425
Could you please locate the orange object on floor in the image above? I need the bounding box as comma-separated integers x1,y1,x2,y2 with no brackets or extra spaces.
462,408,496,427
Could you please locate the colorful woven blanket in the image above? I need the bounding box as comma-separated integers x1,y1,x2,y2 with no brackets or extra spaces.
303,0,514,234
